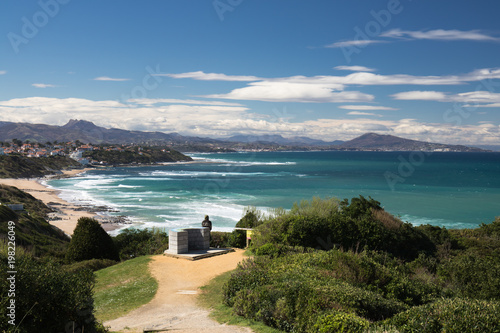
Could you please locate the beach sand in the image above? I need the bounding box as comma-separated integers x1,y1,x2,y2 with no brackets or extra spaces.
0,168,119,235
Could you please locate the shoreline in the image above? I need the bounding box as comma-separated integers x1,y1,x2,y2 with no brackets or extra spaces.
0,168,126,236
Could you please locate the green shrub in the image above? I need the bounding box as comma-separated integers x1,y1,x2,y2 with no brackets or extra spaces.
478,216,500,238
438,253,500,300
210,231,232,248
313,311,370,333
113,227,168,260
223,251,408,332
0,246,106,333
251,196,435,260
223,258,271,306
384,298,500,333
66,217,119,262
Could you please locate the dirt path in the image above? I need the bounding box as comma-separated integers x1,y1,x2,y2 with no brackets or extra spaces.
105,249,253,333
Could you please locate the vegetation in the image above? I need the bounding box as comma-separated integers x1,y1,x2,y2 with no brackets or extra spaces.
66,217,120,262
0,186,70,259
93,256,158,322
219,196,500,333
210,206,265,249
84,146,191,165
199,270,284,333
0,243,107,333
0,155,81,178
113,227,169,260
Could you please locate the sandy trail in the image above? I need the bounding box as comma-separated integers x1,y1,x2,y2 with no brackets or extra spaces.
105,249,253,333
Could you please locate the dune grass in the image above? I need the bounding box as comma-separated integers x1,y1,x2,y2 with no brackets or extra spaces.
93,255,158,322
198,270,284,333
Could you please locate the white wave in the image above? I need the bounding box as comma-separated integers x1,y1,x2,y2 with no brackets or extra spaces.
117,184,143,188
146,170,271,177
398,214,470,228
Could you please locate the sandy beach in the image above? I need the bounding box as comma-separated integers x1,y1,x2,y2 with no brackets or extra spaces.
0,168,120,235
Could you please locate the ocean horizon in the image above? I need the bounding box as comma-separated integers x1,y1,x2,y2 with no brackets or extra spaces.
46,151,500,234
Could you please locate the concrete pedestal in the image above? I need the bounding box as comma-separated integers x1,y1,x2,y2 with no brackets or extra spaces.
168,227,210,254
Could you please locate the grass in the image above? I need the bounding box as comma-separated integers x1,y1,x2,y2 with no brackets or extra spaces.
198,269,284,333
93,255,158,322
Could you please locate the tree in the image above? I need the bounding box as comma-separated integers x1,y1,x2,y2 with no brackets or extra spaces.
66,217,119,262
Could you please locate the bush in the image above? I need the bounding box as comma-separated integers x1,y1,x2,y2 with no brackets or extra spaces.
113,228,168,260
0,246,106,333
223,251,408,332
384,298,500,333
438,253,500,300
66,217,119,262
210,231,232,248
250,196,435,260
313,311,370,333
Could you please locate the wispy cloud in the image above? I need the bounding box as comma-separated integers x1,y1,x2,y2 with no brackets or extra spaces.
392,90,500,105
158,71,262,82
32,83,57,88
325,40,386,48
381,29,500,42
128,98,245,107
347,111,383,117
0,70,6,75
164,68,500,104
334,66,376,72
93,76,131,81
339,105,398,111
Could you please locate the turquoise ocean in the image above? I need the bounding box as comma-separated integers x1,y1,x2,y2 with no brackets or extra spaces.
46,151,500,233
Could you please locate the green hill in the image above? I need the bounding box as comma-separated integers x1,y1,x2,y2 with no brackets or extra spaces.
0,184,69,258
0,155,81,178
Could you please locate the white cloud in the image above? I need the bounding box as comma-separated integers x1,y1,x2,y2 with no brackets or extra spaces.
347,111,383,117
465,103,500,108
204,81,374,103
159,71,262,82
0,97,497,145
392,91,448,101
93,76,131,81
325,40,386,48
339,105,398,111
128,98,245,107
164,68,500,104
32,83,57,88
392,90,500,105
334,66,376,72
381,29,500,42
0,70,6,75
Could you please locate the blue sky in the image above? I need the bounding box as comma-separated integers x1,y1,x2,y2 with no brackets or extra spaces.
1,0,500,145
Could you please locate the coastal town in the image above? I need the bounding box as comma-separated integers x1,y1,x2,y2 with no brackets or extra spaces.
0,141,176,165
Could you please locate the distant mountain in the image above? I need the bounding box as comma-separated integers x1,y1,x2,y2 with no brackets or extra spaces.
472,145,500,152
227,134,343,146
340,133,485,152
0,120,221,145
0,120,489,152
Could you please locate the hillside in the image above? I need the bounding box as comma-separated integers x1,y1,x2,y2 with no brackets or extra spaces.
340,133,486,152
84,146,192,165
227,134,343,146
0,119,222,146
0,155,81,178
0,120,489,152
0,185,70,257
